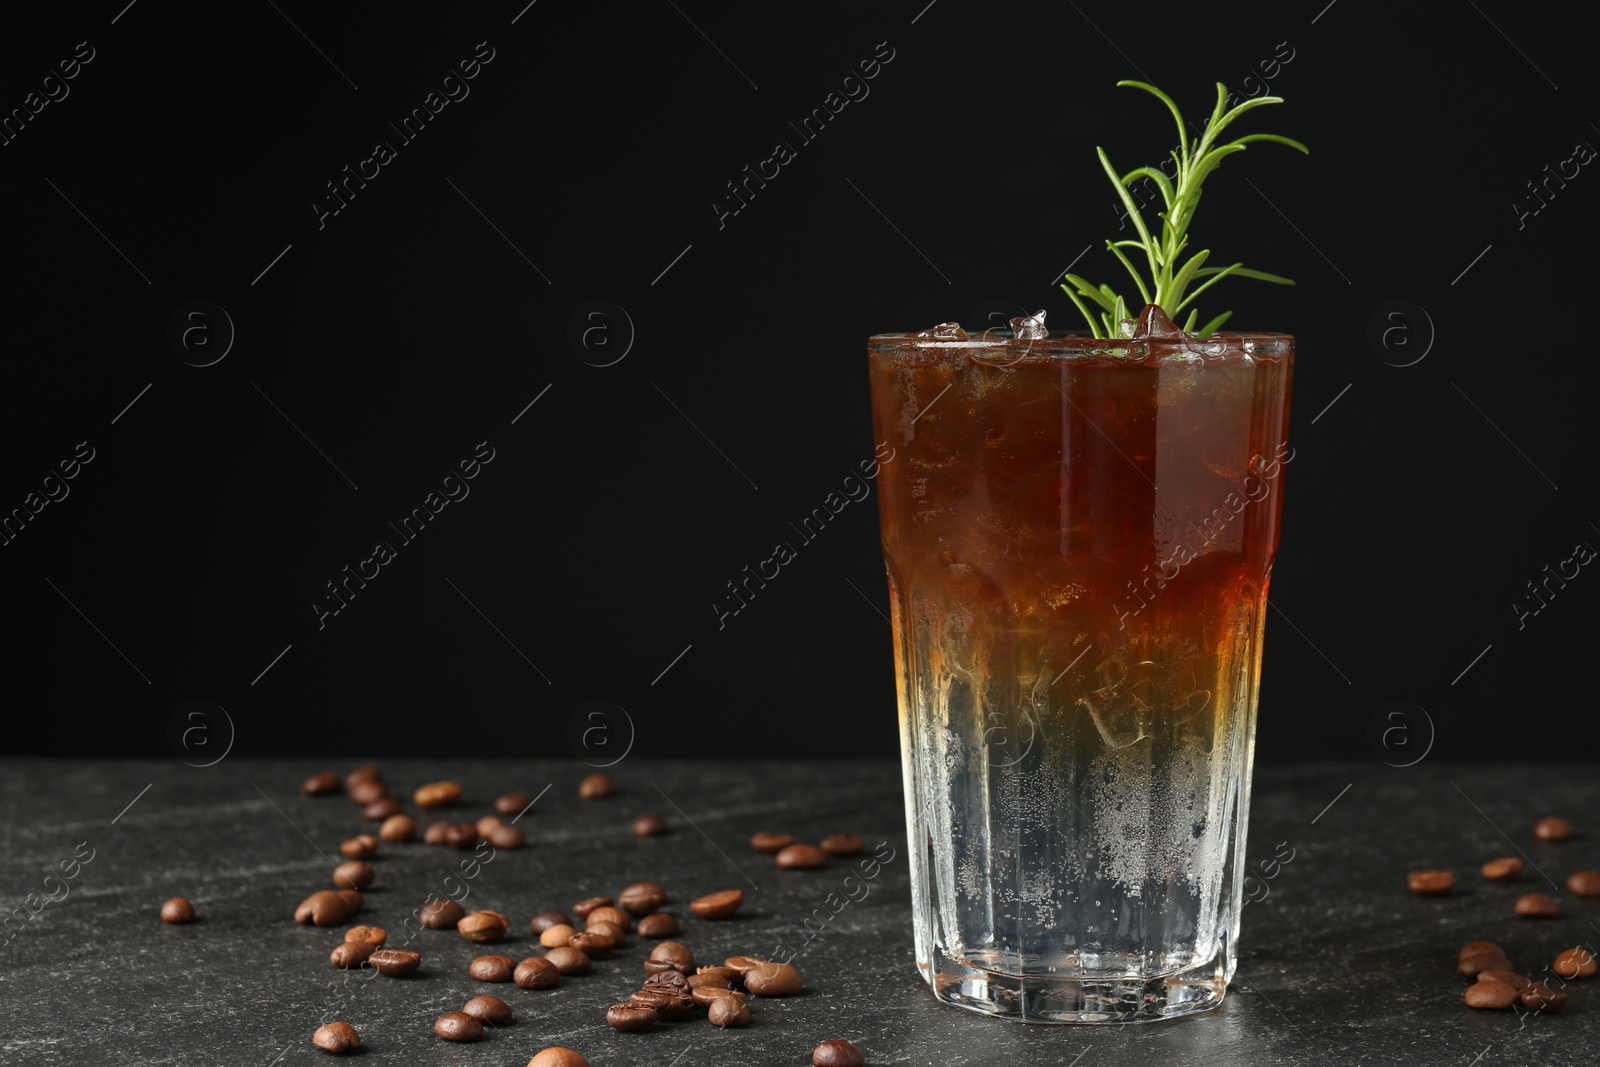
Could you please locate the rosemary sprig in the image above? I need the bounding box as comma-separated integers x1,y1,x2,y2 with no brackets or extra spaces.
1062,80,1307,339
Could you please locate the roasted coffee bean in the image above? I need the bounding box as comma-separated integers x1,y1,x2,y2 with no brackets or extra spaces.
692,985,741,1008
495,792,529,815
1521,981,1568,1013
545,946,592,976
539,924,576,948
698,965,740,983
463,994,513,1025
587,905,631,932
645,959,692,977
1480,857,1523,882
1464,980,1518,1010
619,882,667,916
1515,892,1560,918
723,955,766,977
1477,969,1529,990
445,823,479,849
345,925,387,947
814,1040,865,1066
333,861,375,891
1554,947,1597,979
1534,816,1573,842
312,1021,360,1053
470,955,518,982
578,773,615,799
368,948,421,976
345,765,382,788
459,910,509,942
1459,941,1504,960
336,888,364,913
630,988,694,1020
379,813,416,842
820,833,866,857
744,960,803,996
302,772,341,796
434,1011,483,1042
295,890,350,927
688,972,731,991
424,820,451,845
690,889,744,920
573,896,613,920
587,920,626,946
421,898,466,929
363,797,403,821
1406,869,1455,896
330,941,376,968
708,995,751,1027
637,913,679,939
514,956,561,989
530,1048,589,1067
340,835,378,859
569,931,613,958
776,843,828,869
415,780,464,808
348,779,387,806
650,941,696,970
530,910,572,934
160,897,195,924
490,824,526,848
750,832,794,854
645,969,692,994
607,1002,658,1031
1458,952,1513,979
1567,870,1600,897
477,815,504,837
632,813,668,837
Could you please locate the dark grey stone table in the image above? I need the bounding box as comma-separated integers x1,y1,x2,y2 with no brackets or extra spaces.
1,760,1595,1066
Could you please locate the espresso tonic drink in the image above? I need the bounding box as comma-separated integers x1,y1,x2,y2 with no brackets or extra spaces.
869,318,1292,1022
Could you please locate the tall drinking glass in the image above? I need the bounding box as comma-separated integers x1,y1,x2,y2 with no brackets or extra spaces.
868,320,1293,1023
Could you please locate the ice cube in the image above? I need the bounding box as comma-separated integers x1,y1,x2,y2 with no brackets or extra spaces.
916,322,968,340
1009,310,1048,340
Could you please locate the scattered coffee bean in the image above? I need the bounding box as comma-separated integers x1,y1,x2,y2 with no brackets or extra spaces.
820,833,865,857
416,780,464,808
295,890,350,927
345,925,387,947
1464,980,1518,1010
723,955,765,977
545,946,592,976
1521,981,1568,1013
1480,857,1523,882
423,821,451,846
530,1048,589,1067
744,960,803,996
333,861,374,891
496,792,529,815
1567,870,1600,897
445,823,479,849
463,994,513,1025
569,932,613,958
363,797,403,821
619,882,666,916
490,824,526,848
302,772,340,796
587,920,626,946
330,941,376,968
630,987,694,1020
698,965,740,983
637,913,679,939
379,813,416,842
573,896,613,920
459,910,509,943
340,835,378,860
345,765,382,788
586,905,631,932
688,972,730,991
530,910,571,935
1476,969,1529,991
692,985,740,1008
1534,816,1573,842
347,779,387,806
160,897,195,924
578,773,615,799
434,1011,483,1042
1458,952,1513,979
312,1021,360,1053
813,1039,865,1067
690,889,744,920
540,924,576,948
750,832,794,854
607,1002,659,1031
1406,869,1455,896
633,814,668,837
708,995,751,1027
650,941,696,970
335,888,363,914
776,843,828,869
645,958,692,977
368,948,421,976
1459,941,1504,960
470,955,518,982
421,899,466,930
1553,947,1597,979
477,815,503,837
514,956,561,989
1515,892,1560,918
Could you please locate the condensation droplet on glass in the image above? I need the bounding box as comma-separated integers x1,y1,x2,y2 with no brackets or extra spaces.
1248,453,1269,475
1009,310,1048,340
916,322,968,341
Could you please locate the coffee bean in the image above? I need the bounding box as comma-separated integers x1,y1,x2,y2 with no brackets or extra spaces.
379,813,416,842
1553,947,1597,979
415,780,464,808
578,773,615,799
697,965,740,983
692,985,740,1008
607,1003,658,1031
530,911,571,935
339,835,378,859
1515,892,1560,918
540,924,576,948
295,890,350,927
633,814,668,837
363,797,403,821
312,1022,360,1053
421,899,466,930
345,925,387,947
690,890,744,920
1459,941,1504,960
820,833,865,857
1458,952,1513,979
723,956,766,977
1463,980,1518,1010
345,765,382,788
545,946,592,976
777,843,828,869
619,882,667,916
750,832,794,854
586,906,631,933
515,956,561,989
368,948,421,976
688,972,730,990
569,932,613,958
424,821,451,846
1480,857,1523,882
348,779,387,806
1406,870,1455,896
530,1047,590,1067
470,955,518,982
477,815,504,837
302,772,340,796
644,969,692,994
630,988,694,1020
434,1011,483,1042
1567,870,1600,897
1534,816,1573,842
459,910,509,942
463,994,513,1025
744,961,802,996
573,896,613,920
813,1039,865,1066
708,995,751,1028
649,941,696,970
445,823,479,849
637,913,679,939
160,897,195,924
495,792,529,816
644,959,692,977
587,920,626,946
1476,969,1528,991
490,824,526,848
333,861,374,891
1521,981,1568,1013
335,888,363,914
330,941,376,968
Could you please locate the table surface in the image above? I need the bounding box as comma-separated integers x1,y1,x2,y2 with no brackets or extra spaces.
1,759,1595,1066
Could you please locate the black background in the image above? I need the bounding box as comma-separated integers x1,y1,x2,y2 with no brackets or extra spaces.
1,1,1594,763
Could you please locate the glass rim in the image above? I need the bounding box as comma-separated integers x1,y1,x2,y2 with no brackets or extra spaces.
868,329,1293,362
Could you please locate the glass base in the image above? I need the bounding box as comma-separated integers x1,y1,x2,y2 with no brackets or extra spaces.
927,945,1228,1024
